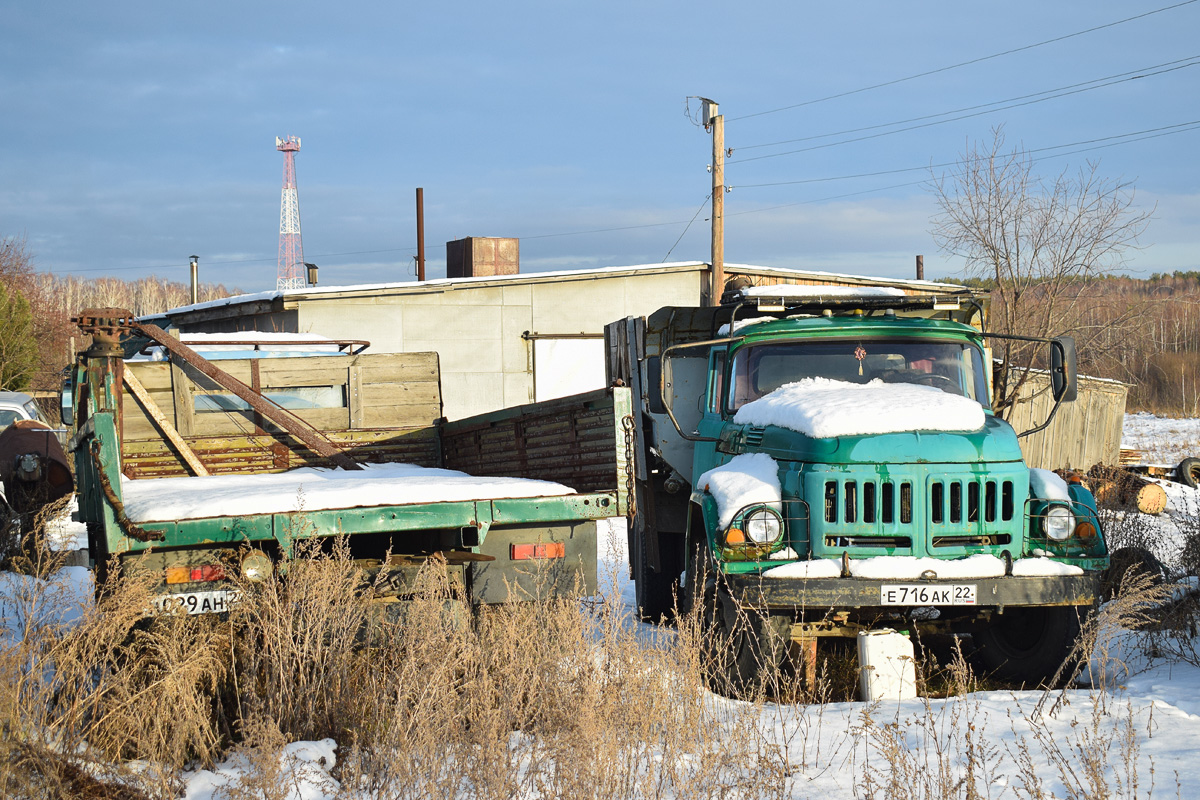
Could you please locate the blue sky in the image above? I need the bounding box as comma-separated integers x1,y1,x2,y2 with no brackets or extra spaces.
3,1,1198,292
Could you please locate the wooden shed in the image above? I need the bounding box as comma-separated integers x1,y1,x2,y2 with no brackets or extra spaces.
1006,370,1128,471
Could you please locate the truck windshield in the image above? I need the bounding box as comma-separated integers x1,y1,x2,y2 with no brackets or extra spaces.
726,338,990,412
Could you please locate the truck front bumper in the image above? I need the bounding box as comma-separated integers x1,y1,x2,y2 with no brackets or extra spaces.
725,572,1100,612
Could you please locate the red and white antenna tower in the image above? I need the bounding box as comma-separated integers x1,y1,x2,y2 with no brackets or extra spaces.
275,135,306,290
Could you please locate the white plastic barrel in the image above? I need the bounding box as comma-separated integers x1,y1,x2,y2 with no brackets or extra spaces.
857,628,917,702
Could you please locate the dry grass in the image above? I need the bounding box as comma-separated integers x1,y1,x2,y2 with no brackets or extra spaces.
0,511,1195,798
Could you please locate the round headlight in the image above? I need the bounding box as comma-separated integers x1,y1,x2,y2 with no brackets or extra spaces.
744,507,783,545
241,551,274,582
1045,506,1074,541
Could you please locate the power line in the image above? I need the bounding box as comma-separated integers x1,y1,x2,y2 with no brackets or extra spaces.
725,122,1200,219
46,246,420,275
733,121,1200,189
736,55,1200,153
662,195,712,262
731,59,1200,165
730,0,1200,122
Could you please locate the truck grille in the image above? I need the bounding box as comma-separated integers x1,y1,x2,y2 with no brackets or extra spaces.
811,471,1021,556
823,479,916,525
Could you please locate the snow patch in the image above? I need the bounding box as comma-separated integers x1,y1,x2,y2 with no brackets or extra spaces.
741,284,908,299
762,554,1084,579
733,378,986,438
1011,556,1086,576
182,738,339,800
1029,467,1070,501
760,559,842,579
0,567,93,645
717,316,778,335
120,462,575,523
694,453,781,529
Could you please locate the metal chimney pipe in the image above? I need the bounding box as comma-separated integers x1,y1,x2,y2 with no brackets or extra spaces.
916,254,924,281
189,255,199,304
416,188,426,281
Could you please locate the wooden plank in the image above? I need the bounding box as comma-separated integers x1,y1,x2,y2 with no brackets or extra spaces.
123,403,178,442
126,361,174,392
189,407,353,437
133,427,437,452
170,360,194,437
192,411,261,437
360,383,443,407
289,407,351,429
252,353,438,386
348,364,364,429
253,363,352,387
440,387,623,493
122,423,443,479
361,405,443,430
358,355,440,384
123,370,210,476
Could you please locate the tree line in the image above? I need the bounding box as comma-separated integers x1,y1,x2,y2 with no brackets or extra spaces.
0,236,237,392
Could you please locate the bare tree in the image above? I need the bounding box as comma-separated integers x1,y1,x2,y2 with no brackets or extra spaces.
929,128,1153,415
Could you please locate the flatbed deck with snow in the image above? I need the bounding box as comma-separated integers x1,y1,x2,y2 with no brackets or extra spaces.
66,310,629,611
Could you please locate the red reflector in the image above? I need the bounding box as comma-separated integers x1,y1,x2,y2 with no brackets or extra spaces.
510,542,566,560
190,565,225,582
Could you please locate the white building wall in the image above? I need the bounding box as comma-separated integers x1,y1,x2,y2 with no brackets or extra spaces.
294,270,702,419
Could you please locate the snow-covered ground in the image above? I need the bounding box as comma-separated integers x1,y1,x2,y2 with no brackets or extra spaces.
1122,412,1200,466
6,413,1200,798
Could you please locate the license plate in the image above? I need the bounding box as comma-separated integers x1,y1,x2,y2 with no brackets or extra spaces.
149,589,240,616
880,584,976,606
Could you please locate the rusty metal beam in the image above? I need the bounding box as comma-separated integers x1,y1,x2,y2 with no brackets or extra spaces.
133,322,361,471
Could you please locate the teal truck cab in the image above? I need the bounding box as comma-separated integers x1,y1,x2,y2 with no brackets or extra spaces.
607,291,1108,687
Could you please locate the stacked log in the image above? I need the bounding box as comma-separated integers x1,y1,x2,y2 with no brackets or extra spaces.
1085,464,1168,515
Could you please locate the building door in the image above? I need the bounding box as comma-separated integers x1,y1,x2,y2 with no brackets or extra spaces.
532,336,606,402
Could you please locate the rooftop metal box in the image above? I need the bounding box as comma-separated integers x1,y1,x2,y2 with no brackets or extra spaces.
446,237,519,278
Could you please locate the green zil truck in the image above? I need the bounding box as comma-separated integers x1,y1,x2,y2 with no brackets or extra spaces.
65,309,620,615
607,291,1109,686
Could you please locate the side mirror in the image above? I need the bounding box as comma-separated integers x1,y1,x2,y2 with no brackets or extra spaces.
59,379,74,426
1050,337,1077,403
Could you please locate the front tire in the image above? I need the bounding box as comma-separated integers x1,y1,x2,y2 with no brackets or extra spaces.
972,606,1086,685
1101,547,1166,601
700,578,791,697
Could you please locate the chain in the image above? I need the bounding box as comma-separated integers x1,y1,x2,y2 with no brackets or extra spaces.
89,441,164,542
621,414,637,524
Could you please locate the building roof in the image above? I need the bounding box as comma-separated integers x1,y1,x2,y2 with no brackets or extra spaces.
145,261,974,324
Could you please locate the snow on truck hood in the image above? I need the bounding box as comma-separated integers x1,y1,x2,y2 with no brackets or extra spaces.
120,462,576,524
696,453,783,529
732,378,986,438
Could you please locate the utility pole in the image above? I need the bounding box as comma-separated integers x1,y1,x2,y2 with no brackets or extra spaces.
702,98,725,306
